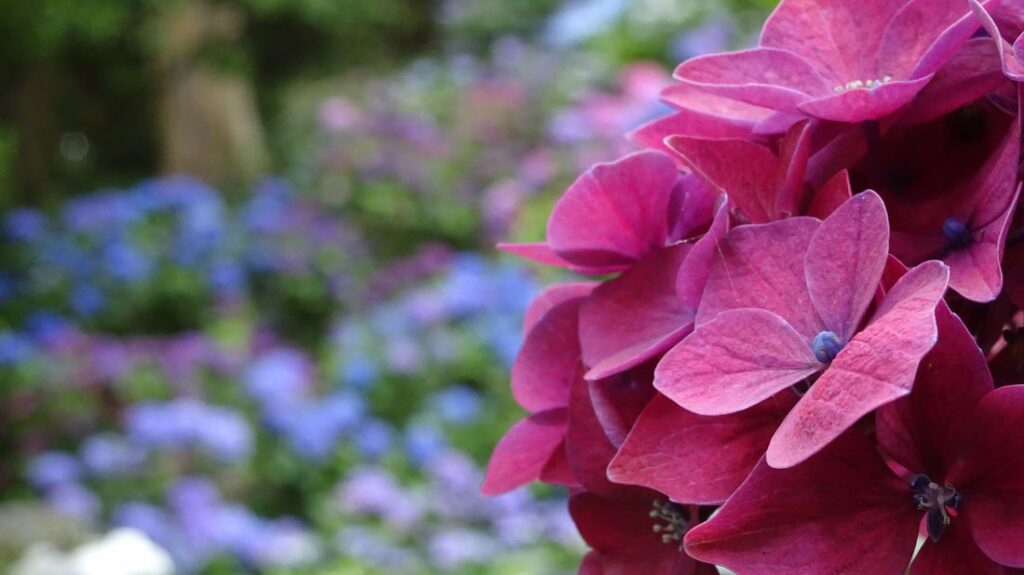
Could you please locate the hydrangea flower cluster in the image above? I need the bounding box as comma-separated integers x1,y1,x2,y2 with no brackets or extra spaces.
487,1,1024,572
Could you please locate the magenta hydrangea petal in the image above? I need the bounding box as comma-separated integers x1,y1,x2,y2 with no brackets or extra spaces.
805,190,889,342
773,120,813,218
795,76,933,123
523,282,596,334
696,217,823,336
589,371,657,449
547,151,680,269
481,408,568,495
910,519,1004,575
899,38,1007,127
767,260,948,469
580,245,695,381
806,169,853,219
876,304,994,480
655,308,821,416
684,432,920,575
878,0,979,80
629,110,754,155
567,377,622,497
675,48,829,111
512,296,584,413
675,197,730,309
497,242,621,275
949,386,1024,568
760,0,910,81
608,393,793,505
666,136,779,224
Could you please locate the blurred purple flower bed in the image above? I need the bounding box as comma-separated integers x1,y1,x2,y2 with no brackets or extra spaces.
0,32,694,574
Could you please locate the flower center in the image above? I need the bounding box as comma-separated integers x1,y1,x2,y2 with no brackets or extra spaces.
650,499,689,545
833,76,893,94
910,474,963,543
812,331,843,363
941,217,971,250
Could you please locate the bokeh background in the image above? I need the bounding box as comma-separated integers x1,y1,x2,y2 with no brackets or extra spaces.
0,1,772,573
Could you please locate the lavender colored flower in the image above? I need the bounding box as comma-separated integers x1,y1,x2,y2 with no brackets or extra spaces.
26,451,81,489
335,467,424,530
430,385,482,423
354,418,393,459
243,348,312,407
79,433,145,476
403,421,447,467
426,529,500,570
46,483,100,522
125,399,252,462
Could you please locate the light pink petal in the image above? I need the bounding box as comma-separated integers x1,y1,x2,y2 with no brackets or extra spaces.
761,0,910,80
697,217,823,337
666,135,778,223
481,409,568,495
675,48,829,111
581,245,695,381
655,308,821,416
524,282,596,334
878,0,979,80
767,260,948,468
608,393,793,505
806,169,853,219
512,297,583,413
548,151,680,269
796,76,933,123
876,304,993,479
950,385,1024,568
805,190,890,342
660,83,776,123
684,432,920,575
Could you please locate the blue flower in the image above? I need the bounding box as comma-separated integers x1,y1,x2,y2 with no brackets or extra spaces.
403,421,447,467
430,385,482,423
0,331,34,365
101,241,152,282
354,419,393,459
3,208,48,242
26,451,81,489
70,283,106,317
79,433,145,476
338,355,379,389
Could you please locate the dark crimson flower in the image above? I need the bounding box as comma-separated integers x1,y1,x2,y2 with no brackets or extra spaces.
655,191,949,468
673,0,986,123
849,99,1022,302
666,120,852,224
565,373,715,575
481,283,594,494
684,306,1024,574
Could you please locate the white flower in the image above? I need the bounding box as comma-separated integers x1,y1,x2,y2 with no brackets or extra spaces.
69,529,175,575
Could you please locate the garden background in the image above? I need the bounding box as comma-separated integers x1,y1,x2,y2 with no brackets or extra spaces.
0,1,772,573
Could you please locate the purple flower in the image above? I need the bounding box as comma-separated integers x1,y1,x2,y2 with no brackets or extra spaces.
335,467,424,530
427,529,500,570
125,399,252,462
26,451,81,489
243,348,313,407
354,419,393,459
46,483,100,522
430,385,482,423
80,433,145,476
